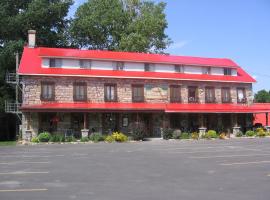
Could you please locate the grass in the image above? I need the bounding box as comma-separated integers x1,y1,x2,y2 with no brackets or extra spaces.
0,141,17,146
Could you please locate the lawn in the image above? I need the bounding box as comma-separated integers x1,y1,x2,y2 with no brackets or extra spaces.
0,141,17,146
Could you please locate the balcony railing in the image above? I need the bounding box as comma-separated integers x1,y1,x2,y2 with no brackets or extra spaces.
205,97,216,103
222,97,232,103
188,97,199,103
5,101,21,114
237,98,247,104
5,72,19,84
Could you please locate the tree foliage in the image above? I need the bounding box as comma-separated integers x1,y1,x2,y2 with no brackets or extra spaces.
70,0,171,53
254,90,270,103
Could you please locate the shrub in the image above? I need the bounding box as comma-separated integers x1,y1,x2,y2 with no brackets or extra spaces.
203,130,217,139
129,122,145,141
80,137,89,142
105,135,115,143
191,132,199,140
31,137,39,143
256,130,266,137
50,134,65,143
180,132,190,139
89,132,104,142
163,128,173,140
219,132,226,139
236,131,243,137
112,132,128,142
246,130,255,137
38,132,51,142
65,136,76,142
172,129,181,139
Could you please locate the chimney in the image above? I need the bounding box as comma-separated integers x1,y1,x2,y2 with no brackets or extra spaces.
28,30,36,48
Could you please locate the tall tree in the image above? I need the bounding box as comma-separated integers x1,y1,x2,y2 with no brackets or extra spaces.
70,0,171,53
0,0,73,140
254,90,270,103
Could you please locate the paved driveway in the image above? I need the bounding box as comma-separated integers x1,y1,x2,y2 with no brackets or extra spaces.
0,138,270,200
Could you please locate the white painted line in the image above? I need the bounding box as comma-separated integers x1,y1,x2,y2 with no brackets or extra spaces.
190,153,270,159
0,161,51,165
168,149,260,154
220,160,270,166
0,171,49,175
0,155,64,158
0,188,48,192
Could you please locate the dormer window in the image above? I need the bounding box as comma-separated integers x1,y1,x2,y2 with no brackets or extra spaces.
49,58,62,68
79,59,91,69
144,63,155,72
224,68,232,75
175,65,183,73
202,67,211,75
114,61,124,70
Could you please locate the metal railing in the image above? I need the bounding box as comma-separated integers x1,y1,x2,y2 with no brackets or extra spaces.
5,72,19,84
5,101,22,114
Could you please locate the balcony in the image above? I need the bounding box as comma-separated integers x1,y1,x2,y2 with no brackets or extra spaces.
188,97,199,103
237,98,247,104
5,101,22,114
205,97,216,103
222,97,232,104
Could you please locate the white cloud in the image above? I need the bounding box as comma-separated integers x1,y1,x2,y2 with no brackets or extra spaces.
169,40,190,50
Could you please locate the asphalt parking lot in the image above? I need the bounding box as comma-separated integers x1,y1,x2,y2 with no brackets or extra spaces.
0,138,270,200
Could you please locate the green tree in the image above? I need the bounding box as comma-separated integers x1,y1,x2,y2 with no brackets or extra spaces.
254,90,270,103
70,0,171,53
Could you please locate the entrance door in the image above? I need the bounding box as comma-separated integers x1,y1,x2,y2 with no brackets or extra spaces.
102,113,119,134
142,114,153,137
71,113,84,138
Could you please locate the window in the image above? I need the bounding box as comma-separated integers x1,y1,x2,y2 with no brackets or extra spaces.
202,67,211,75
175,65,183,73
114,61,124,70
144,63,155,72
132,85,144,102
205,87,215,103
41,82,55,101
221,87,231,103
237,88,246,103
79,59,91,69
170,85,181,102
188,86,198,103
224,68,232,75
104,84,117,102
49,58,62,68
73,82,87,101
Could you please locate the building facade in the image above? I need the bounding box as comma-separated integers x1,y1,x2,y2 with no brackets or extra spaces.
19,32,270,140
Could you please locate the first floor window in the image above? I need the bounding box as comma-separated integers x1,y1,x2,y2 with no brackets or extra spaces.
79,59,91,69
202,67,211,75
132,85,144,102
237,88,246,103
114,61,124,70
41,82,55,101
224,68,232,75
175,65,183,73
205,87,215,103
73,82,87,101
105,84,117,102
222,87,231,103
188,86,198,103
49,58,62,68
170,85,181,102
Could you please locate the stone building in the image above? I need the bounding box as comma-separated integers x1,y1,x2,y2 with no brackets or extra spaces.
18,31,270,140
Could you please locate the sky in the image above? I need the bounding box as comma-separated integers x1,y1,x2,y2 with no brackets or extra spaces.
69,0,270,92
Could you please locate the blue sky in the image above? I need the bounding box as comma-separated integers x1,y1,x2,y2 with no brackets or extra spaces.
69,0,270,92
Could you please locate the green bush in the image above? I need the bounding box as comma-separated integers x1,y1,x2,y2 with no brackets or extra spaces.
38,132,51,142
105,135,115,143
31,137,39,143
256,130,266,137
236,131,243,137
49,134,65,142
172,129,181,139
245,130,255,137
65,136,76,142
89,132,104,142
191,132,199,140
180,132,190,139
80,137,89,142
203,130,217,139
129,122,145,141
163,128,173,140
112,132,128,142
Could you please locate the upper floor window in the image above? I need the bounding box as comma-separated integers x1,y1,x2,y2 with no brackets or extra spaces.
73,82,87,101
144,63,155,72
104,84,117,102
114,61,124,70
224,68,232,75
41,82,55,101
237,88,246,103
132,85,144,102
175,65,183,73
202,67,211,75
49,58,62,68
188,86,198,103
79,59,91,69
170,85,181,102
205,87,215,103
221,87,231,103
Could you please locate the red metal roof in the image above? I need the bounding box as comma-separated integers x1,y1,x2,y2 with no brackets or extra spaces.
18,47,256,83
20,102,270,113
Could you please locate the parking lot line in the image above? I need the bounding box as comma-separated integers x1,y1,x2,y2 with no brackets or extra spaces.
0,188,48,192
0,171,49,175
190,153,270,159
0,161,51,165
168,148,261,154
220,160,270,166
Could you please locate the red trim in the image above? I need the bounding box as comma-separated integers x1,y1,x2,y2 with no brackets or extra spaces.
18,47,256,83
20,102,270,113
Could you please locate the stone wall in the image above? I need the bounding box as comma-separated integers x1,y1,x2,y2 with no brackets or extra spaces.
22,76,254,105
